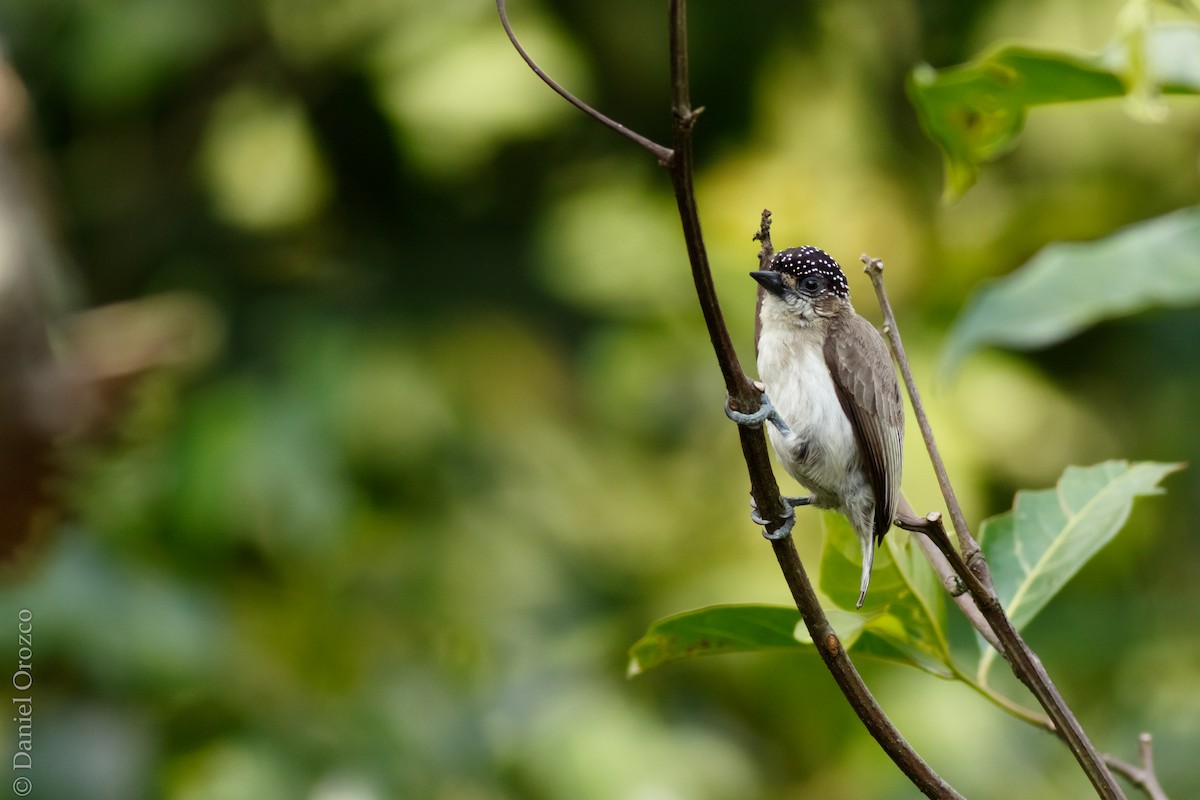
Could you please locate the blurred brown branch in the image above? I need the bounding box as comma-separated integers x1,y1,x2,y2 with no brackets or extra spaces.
0,58,72,562
0,56,221,565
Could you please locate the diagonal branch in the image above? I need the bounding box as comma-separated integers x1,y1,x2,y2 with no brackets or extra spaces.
896,494,1003,652
860,255,990,588
499,1,964,796
496,0,674,163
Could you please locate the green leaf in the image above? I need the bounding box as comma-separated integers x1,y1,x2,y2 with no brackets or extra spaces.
908,23,1200,198
978,460,1182,677
626,605,809,676
627,511,955,678
941,206,1200,375
626,598,953,679
818,512,952,677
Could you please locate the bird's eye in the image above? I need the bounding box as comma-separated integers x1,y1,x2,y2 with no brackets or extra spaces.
800,276,824,293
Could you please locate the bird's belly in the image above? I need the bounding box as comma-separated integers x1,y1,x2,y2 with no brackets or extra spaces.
761,349,861,506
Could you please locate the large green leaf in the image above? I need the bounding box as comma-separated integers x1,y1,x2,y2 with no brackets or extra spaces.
626,599,907,677
627,604,814,677
626,599,954,679
627,512,954,678
941,206,1200,375
909,23,1200,198
978,460,1182,678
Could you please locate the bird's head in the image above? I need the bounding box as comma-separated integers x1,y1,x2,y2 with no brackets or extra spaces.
751,246,850,325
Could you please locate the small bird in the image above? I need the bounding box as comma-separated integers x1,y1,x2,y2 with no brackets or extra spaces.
751,246,903,608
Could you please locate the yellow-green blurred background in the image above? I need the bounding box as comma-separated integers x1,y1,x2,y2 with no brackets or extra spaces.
1,0,1199,797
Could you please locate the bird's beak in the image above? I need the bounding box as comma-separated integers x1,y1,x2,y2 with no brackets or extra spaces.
750,270,786,297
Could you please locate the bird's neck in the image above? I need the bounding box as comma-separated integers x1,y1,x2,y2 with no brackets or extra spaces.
756,316,827,385
757,294,851,336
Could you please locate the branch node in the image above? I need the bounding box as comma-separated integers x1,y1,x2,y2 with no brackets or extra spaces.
861,253,884,275
945,575,968,597
1103,733,1168,800
966,551,995,591
676,106,705,129
752,209,775,268
897,510,955,557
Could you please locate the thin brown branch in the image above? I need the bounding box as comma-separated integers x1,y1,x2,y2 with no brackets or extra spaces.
664,0,747,404
663,4,959,794
752,209,775,264
501,1,966,794
1103,734,1169,800
860,255,991,589
766,530,965,799
910,508,1166,800
876,263,1167,800
896,498,1003,652
495,0,674,163
869,260,1127,800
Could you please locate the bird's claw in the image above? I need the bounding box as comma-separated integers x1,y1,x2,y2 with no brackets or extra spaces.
749,494,804,540
724,391,793,435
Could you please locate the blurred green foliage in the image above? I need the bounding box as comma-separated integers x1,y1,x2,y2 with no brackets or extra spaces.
943,206,1200,373
909,21,1200,198
1,0,1199,798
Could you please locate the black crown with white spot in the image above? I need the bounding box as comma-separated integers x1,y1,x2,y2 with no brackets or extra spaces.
771,246,849,299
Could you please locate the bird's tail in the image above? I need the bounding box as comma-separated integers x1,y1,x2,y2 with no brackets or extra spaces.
856,535,875,609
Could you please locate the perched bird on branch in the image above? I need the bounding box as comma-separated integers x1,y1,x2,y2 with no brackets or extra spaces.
752,246,904,607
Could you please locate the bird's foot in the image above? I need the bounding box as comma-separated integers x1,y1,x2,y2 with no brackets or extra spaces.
724,391,793,436
749,494,813,540
750,494,813,518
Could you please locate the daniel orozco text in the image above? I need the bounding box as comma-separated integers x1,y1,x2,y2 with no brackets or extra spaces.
11,609,32,797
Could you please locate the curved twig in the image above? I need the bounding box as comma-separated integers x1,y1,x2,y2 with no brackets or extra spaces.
496,0,674,163
948,662,1053,728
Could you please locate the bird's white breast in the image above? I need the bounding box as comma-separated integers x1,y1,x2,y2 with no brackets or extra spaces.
757,322,860,507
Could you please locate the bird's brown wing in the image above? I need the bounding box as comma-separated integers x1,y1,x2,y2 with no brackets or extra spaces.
824,313,904,543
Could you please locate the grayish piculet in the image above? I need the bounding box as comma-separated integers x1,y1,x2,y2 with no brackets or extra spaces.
751,246,904,607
